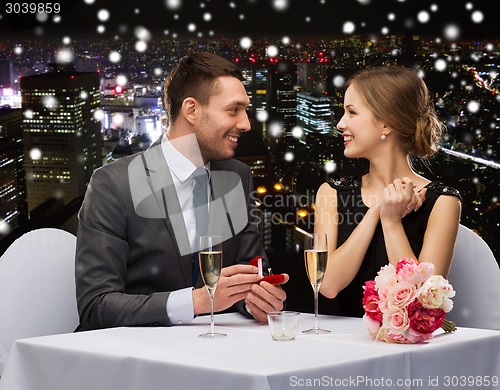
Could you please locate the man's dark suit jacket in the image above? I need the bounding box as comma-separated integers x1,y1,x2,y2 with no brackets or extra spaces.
75,139,265,330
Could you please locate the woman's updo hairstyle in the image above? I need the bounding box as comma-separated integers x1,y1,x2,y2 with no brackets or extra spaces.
346,66,444,159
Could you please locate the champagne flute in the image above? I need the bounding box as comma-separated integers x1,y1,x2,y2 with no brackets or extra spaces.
198,235,226,338
303,233,330,334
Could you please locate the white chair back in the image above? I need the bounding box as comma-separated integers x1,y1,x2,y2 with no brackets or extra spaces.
446,224,500,330
0,228,79,375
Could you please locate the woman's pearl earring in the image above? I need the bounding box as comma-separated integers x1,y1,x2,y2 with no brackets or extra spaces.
380,134,387,141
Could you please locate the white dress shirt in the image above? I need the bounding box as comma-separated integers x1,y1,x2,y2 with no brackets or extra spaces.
160,133,210,325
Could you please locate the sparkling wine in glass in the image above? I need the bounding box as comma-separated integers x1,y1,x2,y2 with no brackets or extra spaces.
303,233,330,334
198,235,226,338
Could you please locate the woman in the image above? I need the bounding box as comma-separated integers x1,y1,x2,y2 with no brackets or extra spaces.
316,66,461,317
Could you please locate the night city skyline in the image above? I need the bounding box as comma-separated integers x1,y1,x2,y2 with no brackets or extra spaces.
1,0,497,40
0,0,498,309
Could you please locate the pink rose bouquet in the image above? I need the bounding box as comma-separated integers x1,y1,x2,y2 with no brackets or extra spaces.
362,258,456,344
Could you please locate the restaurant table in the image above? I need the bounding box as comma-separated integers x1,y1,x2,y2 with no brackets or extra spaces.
1,313,499,390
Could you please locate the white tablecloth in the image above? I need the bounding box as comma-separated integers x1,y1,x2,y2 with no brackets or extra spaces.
1,313,499,390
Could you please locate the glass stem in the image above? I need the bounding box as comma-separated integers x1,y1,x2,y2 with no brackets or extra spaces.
209,291,215,334
313,285,319,330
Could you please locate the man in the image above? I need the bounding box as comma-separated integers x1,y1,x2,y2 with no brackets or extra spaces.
75,52,288,330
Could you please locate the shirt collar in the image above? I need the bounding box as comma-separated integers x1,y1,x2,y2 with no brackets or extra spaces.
160,133,210,183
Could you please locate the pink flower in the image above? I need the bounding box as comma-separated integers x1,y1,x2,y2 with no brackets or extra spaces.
406,327,434,343
383,329,412,344
385,281,418,309
362,281,383,322
410,262,435,286
408,300,446,334
382,306,410,335
396,257,418,273
396,258,434,285
363,314,381,338
374,264,396,293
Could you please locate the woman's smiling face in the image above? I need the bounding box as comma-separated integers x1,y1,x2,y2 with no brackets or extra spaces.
336,83,386,159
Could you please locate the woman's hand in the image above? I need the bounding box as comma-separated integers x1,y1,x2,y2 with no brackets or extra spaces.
380,178,426,222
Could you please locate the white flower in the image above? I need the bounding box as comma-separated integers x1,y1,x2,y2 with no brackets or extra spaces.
418,275,456,312
374,263,396,291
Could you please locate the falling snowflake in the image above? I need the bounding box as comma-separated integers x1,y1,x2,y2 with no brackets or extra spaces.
0,220,11,236
268,122,284,138
36,12,49,23
467,101,480,113
13,46,23,55
273,0,289,11
203,13,212,21
109,51,121,63
443,24,460,40
42,96,58,108
266,45,279,57
332,75,345,88
343,21,355,34
165,0,182,10
56,48,75,64
417,11,430,23
93,109,105,121
80,91,88,100
291,126,303,138
324,161,337,173
434,59,447,71
282,36,291,45
135,41,148,52
388,13,396,21
116,75,128,86
134,26,152,41
284,151,294,162
187,23,196,32
430,4,438,12
465,2,473,11
97,9,110,22
112,113,124,126
97,25,106,34
30,148,42,160
23,110,33,119
240,37,252,50
256,111,269,122
471,11,483,23
84,0,95,4
62,36,71,45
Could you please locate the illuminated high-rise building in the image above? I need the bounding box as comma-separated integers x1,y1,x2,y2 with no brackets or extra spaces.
0,107,27,238
0,61,15,89
270,61,297,132
21,70,102,212
240,62,270,139
296,92,333,135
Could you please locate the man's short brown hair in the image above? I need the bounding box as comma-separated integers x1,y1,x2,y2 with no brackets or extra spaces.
163,52,244,125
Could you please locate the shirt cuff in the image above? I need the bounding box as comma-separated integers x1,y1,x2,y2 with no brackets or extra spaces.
166,287,195,325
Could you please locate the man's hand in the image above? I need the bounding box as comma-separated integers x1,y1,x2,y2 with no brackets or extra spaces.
192,264,261,315
244,274,289,323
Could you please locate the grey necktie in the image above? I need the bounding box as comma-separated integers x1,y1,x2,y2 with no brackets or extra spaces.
192,167,209,285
